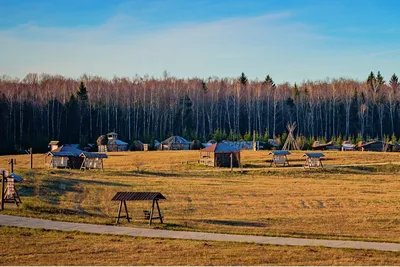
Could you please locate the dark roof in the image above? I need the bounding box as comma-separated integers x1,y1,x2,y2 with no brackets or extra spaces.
269,150,291,155
359,140,392,147
7,173,23,182
162,136,191,145
201,143,239,153
80,152,108,158
304,153,324,158
108,139,128,145
112,192,166,201
48,144,83,157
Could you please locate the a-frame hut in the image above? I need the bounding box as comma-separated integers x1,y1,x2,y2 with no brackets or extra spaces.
160,136,191,150
282,122,300,150
199,143,240,167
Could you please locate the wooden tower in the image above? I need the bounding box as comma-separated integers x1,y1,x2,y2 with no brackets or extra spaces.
282,122,300,151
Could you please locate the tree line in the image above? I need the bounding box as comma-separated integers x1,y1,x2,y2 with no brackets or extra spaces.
0,71,399,154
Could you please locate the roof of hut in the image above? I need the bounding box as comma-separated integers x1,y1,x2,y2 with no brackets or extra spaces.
108,139,128,145
162,136,191,145
48,144,83,157
79,152,108,158
304,152,325,157
48,140,59,145
269,150,291,155
201,142,239,153
358,140,392,147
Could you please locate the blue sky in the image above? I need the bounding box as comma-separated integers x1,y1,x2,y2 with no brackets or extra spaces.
1,0,400,83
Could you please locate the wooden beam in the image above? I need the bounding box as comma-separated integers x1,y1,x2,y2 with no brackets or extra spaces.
155,199,163,224
149,199,156,225
30,148,33,169
123,200,130,222
116,200,123,224
1,171,5,211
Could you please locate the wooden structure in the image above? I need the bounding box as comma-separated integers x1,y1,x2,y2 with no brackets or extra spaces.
342,141,356,151
303,153,324,169
199,143,240,167
79,152,107,170
159,136,191,150
112,192,166,225
98,132,128,152
282,122,300,150
48,141,60,151
357,140,393,152
269,150,290,167
47,145,83,169
1,171,23,209
312,141,340,151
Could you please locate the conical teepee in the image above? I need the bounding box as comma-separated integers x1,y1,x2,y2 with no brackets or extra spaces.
282,122,300,150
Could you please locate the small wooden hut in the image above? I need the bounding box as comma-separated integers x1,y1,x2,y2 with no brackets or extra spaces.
132,140,145,151
98,132,128,152
48,141,60,151
79,152,108,170
357,140,393,152
47,145,83,169
312,141,340,151
269,150,290,167
303,153,324,168
342,141,356,151
199,143,240,167
160,136,191,150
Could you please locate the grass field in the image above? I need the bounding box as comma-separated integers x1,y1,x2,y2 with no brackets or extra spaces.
0,150,399,243
1,150,400,265
1,226,399,265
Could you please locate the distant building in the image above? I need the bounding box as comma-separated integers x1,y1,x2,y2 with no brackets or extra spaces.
47,144,84,169
98,132,129,152
312,141,340,151
357,140,393,152
199,143,240,167
159,136,191,150
48,141,60,152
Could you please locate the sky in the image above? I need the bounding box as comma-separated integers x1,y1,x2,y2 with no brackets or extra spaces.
1,0,400,83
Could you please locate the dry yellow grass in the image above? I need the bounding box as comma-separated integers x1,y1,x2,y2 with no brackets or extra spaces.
0,150,400,243
1,226,399,266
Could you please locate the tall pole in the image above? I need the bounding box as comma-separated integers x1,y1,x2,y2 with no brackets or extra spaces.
230,153,233,172
9,159,14,173
30,148,33,169
1,170,5,211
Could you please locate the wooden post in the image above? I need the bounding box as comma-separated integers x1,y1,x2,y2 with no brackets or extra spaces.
30,148,33,169
149,199,156,225
116,200,123,224
123,200,130,222
1,170,5,211
155,199,163,224
9,159,14,173
230,153,233,173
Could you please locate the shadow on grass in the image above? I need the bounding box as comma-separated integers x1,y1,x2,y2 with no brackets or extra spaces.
20,203,103,217
105,170,202,178
201,219,267,227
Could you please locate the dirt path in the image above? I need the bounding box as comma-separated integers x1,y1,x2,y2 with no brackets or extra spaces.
0,214,399,252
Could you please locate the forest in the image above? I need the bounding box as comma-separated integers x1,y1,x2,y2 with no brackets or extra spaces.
0,71,399,154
